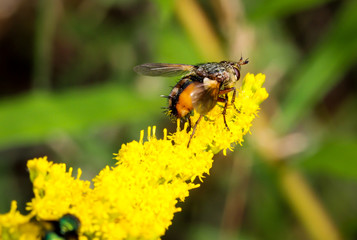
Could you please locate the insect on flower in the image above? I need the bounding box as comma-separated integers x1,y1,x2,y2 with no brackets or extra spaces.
40,214,80,240
134,58,249,147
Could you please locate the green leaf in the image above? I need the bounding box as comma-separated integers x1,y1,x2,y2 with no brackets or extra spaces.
156,20,201,64
274,0,357,133
0,84,162,149
299,138,357,180
247,0,332,21
188,225,220,240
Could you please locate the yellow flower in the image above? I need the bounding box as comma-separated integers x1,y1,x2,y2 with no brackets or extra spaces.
0,201,40,240
0,73,268,240
26,157,91,221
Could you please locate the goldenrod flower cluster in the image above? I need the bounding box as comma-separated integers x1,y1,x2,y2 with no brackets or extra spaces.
0,73,268,240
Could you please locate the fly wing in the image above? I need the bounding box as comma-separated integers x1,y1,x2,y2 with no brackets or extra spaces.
134,63,195,77
191,78,220,115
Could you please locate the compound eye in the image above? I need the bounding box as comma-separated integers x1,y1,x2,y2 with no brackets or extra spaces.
233,67,240,80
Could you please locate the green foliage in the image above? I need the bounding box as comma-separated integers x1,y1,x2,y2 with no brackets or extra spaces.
0,85,161,149
275,0,357,133
247,0,332,20
300,138,357,180
1,0,357,239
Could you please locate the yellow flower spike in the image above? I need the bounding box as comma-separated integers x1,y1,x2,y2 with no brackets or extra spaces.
139,129,144,144
0,73,268,240
147,126,151,140
163,128,168,140
153,125,157,138
0,201,39,240
77,168,82,180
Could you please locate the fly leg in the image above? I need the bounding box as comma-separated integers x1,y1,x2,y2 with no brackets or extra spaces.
217,95,230,130
230,87,240,113
219,87,239,112
187,117,192,132
218,87,240,129
187,115,203,148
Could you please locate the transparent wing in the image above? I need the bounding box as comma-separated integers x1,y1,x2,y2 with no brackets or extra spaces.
191,79,220,115
133,63,195,77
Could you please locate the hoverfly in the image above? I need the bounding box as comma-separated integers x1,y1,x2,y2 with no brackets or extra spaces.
134,57,249,147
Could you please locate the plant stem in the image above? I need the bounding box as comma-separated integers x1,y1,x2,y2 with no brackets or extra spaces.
33,0,58,90
277,164,342,240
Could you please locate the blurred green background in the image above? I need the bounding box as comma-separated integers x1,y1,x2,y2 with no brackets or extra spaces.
0,0,356,239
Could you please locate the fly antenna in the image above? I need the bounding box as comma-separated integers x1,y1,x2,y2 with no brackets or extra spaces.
238,56,249,66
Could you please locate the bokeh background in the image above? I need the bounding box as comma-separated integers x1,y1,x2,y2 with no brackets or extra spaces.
1,0,357,239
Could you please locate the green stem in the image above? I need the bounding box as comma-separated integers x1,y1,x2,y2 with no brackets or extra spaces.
277,164,342,240
33,0,58,90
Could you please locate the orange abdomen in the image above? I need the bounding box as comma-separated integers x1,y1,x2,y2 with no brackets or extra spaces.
168,78,195,118
175,83,194,118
